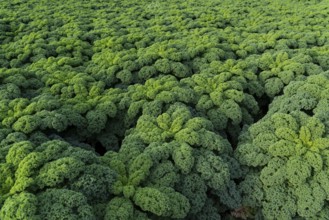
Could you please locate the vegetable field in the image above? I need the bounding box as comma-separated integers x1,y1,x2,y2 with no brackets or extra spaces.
1,0,329,219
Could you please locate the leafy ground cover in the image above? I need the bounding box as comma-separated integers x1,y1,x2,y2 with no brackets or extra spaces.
1,0,329,219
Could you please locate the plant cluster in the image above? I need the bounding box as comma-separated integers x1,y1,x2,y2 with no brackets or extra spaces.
1,0,329,219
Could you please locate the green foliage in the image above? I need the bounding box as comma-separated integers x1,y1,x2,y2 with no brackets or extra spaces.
0,139,116,219
0,192,39,220
38,189,96,220
1,0,329,219
236,110,329,218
